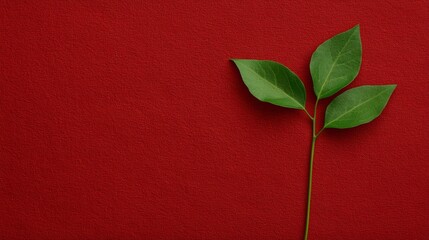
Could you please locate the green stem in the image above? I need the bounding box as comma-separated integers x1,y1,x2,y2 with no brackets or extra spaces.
304,109,314,120
316,127,325,138
304,135,316,240
304,100,319,240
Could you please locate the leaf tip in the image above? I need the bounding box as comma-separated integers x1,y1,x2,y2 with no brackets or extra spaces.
352,24,360,33
387,84,397,90
230,59,246,65
388,84,397,93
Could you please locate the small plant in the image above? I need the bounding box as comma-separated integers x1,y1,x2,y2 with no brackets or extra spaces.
231,25,395,240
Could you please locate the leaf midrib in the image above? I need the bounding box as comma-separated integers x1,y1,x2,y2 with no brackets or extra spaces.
325,88,391,127
238,62,305,109
317,28,356,98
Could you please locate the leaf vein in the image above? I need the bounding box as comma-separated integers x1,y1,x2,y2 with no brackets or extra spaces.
317,29,357,98
238,63,304,109
325,88,391,127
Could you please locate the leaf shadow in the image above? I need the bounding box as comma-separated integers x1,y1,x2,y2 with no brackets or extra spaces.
322,118,383,145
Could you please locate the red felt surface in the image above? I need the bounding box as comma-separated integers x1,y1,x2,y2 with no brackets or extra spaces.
1,1,428,239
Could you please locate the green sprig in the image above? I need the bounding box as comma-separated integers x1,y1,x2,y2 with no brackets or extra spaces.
231,25,396,240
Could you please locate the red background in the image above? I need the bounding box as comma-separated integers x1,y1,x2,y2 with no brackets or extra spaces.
1,1,428,239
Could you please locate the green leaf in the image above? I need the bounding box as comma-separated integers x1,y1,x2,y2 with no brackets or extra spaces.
324,85,396,129
310,25,362,99
231,59,306,109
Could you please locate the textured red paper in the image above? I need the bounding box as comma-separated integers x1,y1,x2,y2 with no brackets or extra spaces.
1,1,428,239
